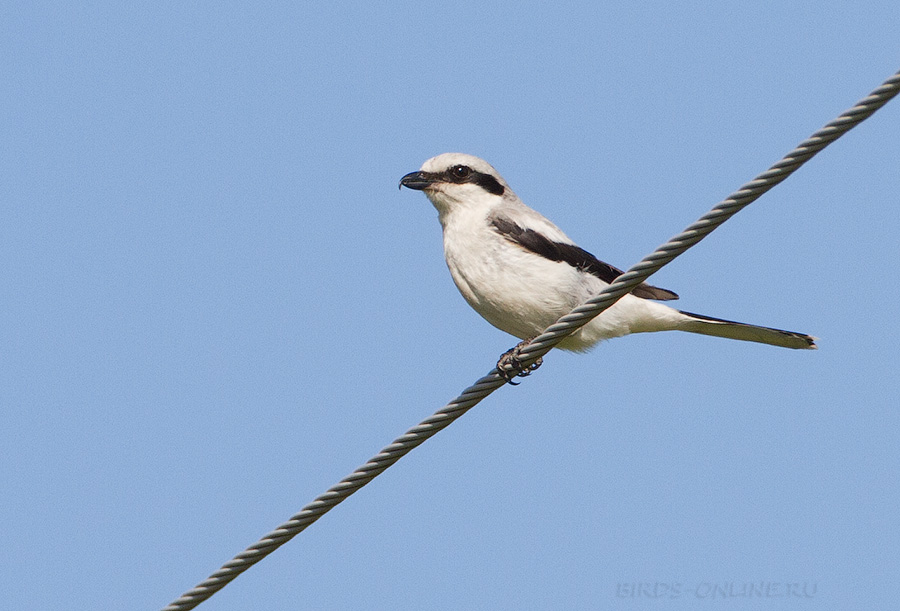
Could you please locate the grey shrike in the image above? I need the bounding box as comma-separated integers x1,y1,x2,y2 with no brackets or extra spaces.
400,153,815,379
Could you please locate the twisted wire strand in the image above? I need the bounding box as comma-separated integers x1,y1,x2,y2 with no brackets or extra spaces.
163,69,899,611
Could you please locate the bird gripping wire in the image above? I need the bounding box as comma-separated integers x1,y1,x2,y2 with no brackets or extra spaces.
163,69,900,611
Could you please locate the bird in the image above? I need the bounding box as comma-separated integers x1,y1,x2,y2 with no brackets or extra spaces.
399,153,815,378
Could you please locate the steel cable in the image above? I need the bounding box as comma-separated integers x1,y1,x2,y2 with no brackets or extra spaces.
163,69,899,610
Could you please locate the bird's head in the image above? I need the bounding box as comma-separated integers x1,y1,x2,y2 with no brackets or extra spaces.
400,153,509,216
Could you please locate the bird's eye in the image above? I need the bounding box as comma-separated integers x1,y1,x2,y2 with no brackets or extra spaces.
449,165,472,180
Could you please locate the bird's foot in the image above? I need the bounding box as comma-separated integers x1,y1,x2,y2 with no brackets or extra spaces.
497,341,543,385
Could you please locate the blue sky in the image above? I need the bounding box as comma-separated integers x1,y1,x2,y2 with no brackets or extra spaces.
2,2,899,610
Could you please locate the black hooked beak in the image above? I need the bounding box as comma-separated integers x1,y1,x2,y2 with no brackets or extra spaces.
399,171,435,191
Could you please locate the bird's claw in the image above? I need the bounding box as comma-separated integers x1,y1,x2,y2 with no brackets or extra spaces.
497,342,543,385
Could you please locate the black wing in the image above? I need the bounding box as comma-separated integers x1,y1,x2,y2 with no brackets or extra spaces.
490,216,678,301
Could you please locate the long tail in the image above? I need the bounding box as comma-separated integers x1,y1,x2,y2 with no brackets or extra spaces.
677,310,817,350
